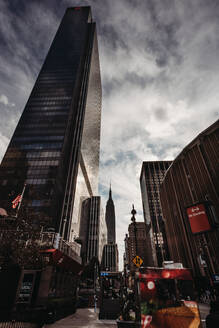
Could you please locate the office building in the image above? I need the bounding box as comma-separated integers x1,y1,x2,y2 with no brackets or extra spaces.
101,244,119,272
0,7,101,242
79,196,107,265
0,6,102,313
101,186,119,271
105,185,116,244
140,161,172,266
126,222,148,272
160,120,219,285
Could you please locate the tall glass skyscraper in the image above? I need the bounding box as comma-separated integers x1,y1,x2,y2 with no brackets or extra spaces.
0,7,101,242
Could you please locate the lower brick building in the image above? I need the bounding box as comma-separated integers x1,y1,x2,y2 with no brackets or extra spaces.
101,243,119,272
126,222,148,272
160,119,219,287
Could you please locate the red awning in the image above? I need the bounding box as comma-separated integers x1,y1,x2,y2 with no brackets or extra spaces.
139,268,193,281
41,249,82,274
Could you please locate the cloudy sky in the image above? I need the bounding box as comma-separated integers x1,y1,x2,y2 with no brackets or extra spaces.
0,0,219,268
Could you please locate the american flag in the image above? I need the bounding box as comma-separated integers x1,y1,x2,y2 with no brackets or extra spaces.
141,315,152,328
12,194,22,209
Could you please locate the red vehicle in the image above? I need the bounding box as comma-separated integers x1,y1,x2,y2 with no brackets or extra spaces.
135,264,202,328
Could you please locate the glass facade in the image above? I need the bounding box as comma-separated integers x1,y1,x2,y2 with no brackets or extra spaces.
140,161,172,266
79,196,107,264
0,7,101,241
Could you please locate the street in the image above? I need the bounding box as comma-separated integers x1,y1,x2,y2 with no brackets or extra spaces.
45,303,209,328
45,308,117,328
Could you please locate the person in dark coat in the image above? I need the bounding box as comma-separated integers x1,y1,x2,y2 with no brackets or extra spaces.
206,299,219,328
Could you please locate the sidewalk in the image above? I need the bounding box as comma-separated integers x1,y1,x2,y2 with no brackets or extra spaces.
45,308,117,328
198,303,210,328
45,305,209,328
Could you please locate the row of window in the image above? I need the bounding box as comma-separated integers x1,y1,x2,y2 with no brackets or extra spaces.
26,106,67,113
27,200,51,207
15,129,65,136
34,83,74,91
38,73,74,78
35,83,73,89
31,90,73,97
24,111,68,116
27,168,51,176
1,159,59,167
29,94,71,100
40,68,74,74
27,151,61,158
25,178,54,185
39,72,74,78
18,143,62,150
27,102,70,108
18,123,66,129
38,78,74,84
27,159,59,166
13,136,64,142
146,177,163,181
20,117,67,125
4,151,61,159
29,95,71,100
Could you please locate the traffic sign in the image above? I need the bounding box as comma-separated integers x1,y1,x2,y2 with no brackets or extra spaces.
133,255,143,267
213,274,219,284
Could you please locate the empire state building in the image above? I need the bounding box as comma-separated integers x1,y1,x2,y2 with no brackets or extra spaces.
101,185,118,271
105,185,116,244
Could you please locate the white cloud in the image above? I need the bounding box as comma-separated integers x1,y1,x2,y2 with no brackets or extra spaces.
0,94,9,106
0,94,15,107
97,0,219,269
0,133,9,163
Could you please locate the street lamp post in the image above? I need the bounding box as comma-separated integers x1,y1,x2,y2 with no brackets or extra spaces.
131,205,138,257
130,205,141,323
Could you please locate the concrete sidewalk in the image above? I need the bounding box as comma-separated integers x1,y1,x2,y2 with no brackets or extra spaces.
198,303,210,328
45,308,117,328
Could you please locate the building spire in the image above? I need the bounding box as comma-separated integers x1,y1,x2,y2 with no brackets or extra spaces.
105,182,116,244
109,182,112,199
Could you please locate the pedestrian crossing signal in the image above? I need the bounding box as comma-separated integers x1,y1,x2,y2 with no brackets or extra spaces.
133,255,143,267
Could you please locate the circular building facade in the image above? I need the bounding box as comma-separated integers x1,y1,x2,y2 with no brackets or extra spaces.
160,120,219,286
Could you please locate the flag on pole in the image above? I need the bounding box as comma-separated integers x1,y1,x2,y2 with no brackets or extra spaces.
141,315,152,328
12,194,22,209
11,184,26,217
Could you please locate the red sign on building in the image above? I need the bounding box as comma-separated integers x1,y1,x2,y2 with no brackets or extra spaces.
186,203,211,234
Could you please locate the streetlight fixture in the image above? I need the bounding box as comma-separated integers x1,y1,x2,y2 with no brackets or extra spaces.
131,205,138,257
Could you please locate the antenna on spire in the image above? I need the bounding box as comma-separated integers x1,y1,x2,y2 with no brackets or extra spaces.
109,181,112,199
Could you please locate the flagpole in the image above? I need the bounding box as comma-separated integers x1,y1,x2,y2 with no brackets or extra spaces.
15,183,27,218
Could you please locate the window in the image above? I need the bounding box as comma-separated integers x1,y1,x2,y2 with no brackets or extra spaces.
18,142,62,150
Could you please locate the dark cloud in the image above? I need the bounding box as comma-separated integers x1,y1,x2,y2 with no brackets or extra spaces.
124,73,155,89
147,142,180,159
154,107,168,121
100,25,127,50
102,79,120,97
143,1,181,67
